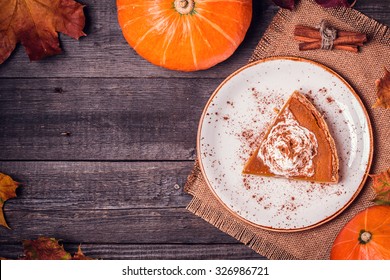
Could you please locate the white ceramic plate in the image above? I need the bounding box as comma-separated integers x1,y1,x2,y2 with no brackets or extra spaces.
198,57,373,232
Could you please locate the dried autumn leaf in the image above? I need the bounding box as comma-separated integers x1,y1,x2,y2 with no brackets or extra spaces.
23,237,72,260
370,169,390,205
73,245,94,260
272,0,295,10
0,0,86,64
315,0,356,8
373,68,390,109
0,173,19,229
22,237,94,260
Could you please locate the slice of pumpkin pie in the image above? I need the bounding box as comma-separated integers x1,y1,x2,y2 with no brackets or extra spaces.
243,91,339,183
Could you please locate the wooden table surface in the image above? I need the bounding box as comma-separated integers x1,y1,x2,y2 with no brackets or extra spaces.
0,0,389,260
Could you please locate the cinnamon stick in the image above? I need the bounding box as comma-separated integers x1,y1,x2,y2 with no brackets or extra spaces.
294,35,319,43
294,25,366,41
294,24,367,52
299,42,358,53
334,45,359,53
294,35,366,46
334,35,366,46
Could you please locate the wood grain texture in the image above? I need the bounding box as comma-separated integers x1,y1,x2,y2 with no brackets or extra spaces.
0,208,239,244
0,161,240,246
0,161,194,210
0,78,215,160
0,244,265,260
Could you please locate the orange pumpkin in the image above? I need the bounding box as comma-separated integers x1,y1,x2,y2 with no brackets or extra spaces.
116,0,252,71
331,205,390,260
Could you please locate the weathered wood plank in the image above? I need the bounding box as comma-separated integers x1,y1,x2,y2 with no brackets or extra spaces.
0,1,274,78
0,78,216,160
0,161,193,210
354,1,390,23
0,208,238,244
0,243,265,260
0,161,264,257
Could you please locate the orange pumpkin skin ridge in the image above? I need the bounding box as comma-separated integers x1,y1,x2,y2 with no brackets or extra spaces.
331,205,390,260
116,0,252,71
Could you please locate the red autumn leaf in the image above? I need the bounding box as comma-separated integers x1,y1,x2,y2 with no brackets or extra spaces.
315,0,356,8
23,237,72,260
272,0,295,10
370,169,390,205
373,68,390,109
0,0,86,64
0,173,19,229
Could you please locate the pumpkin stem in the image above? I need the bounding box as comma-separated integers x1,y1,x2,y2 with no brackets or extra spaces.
359,230,372,244
174,0,195,15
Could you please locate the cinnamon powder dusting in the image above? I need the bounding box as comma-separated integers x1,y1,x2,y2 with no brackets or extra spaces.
326,96,334,103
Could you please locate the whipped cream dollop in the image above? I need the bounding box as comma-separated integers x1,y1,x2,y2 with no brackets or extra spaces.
258,108,318,177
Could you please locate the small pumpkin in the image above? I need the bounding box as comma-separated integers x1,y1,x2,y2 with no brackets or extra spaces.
331,205,390,260
116,0,252,71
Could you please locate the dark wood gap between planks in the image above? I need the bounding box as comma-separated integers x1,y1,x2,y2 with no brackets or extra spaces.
0,160,196,163
4,207,191,212
0,77,225,80
0,242,247,246
0,243,265,260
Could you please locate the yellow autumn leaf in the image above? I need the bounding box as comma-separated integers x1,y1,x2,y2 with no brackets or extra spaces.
0,173,19,229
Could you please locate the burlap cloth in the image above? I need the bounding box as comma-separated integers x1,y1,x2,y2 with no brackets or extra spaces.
184,0,390,260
